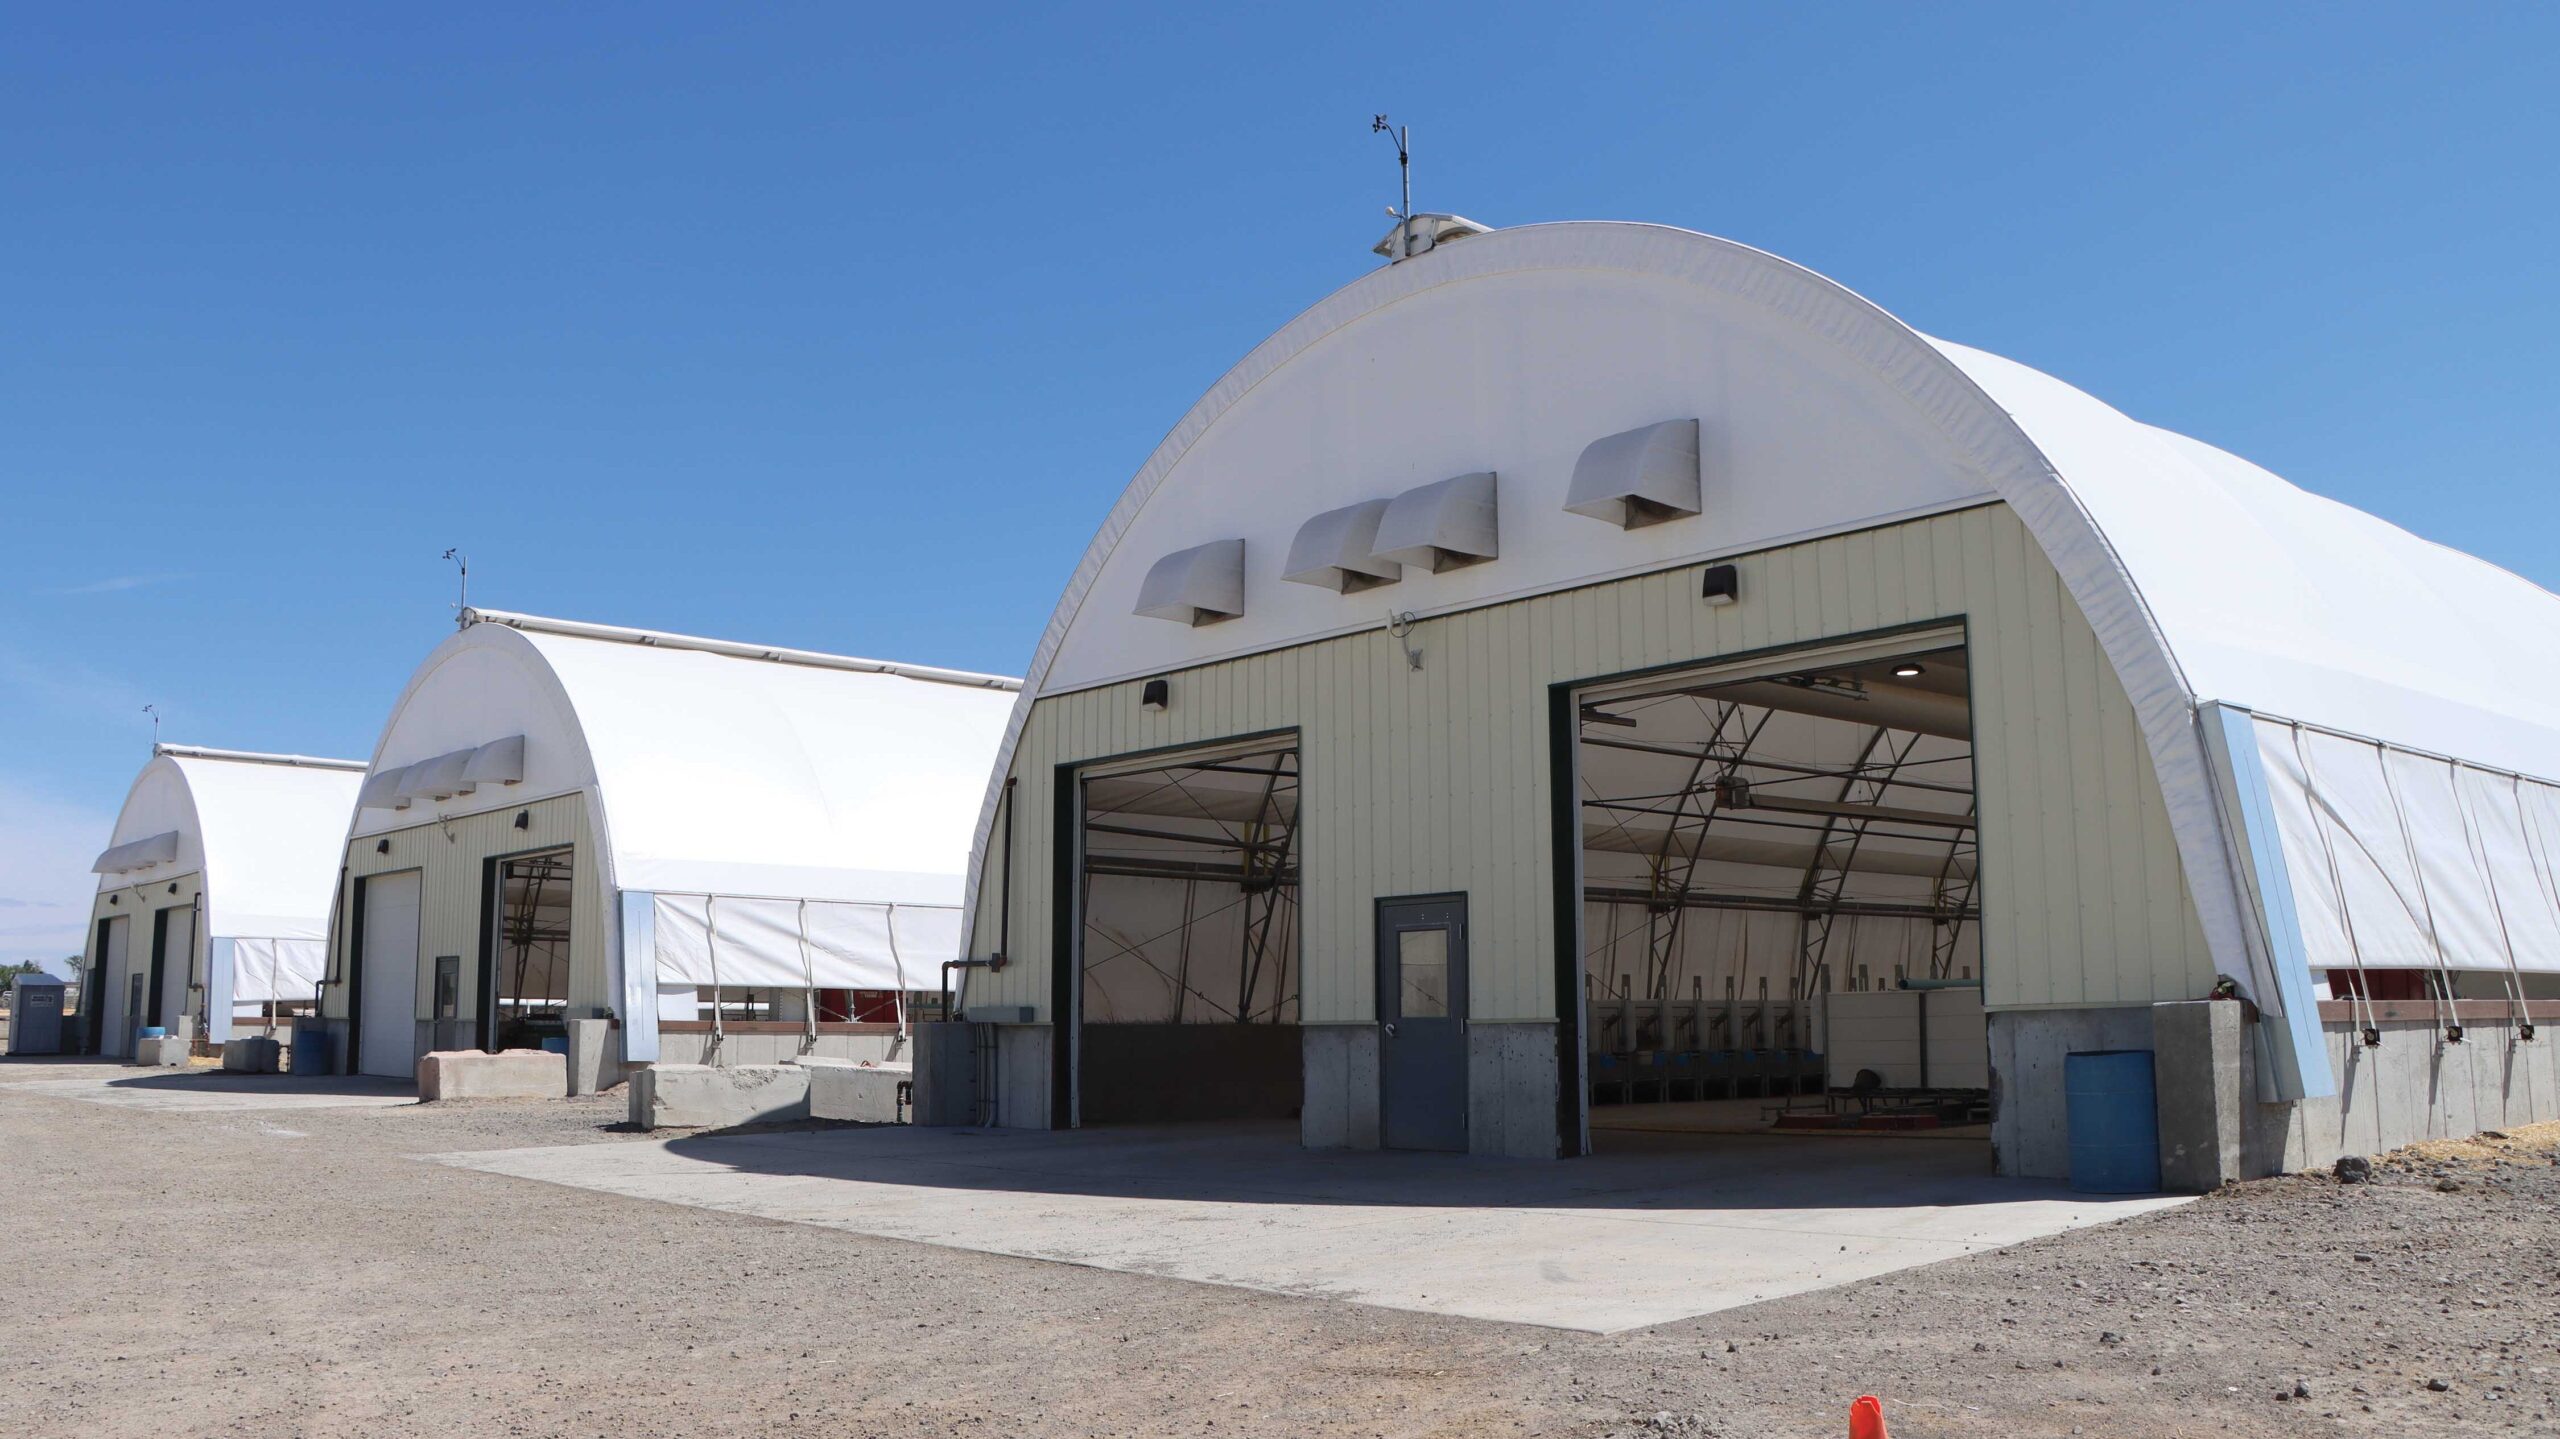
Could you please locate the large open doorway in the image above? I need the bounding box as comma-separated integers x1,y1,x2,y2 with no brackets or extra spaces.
1571,630,1989,1158
1070,738,1301,1126
487,848,574,1051
148,903,193,1043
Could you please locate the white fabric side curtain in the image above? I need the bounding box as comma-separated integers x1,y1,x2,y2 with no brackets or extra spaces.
650,893,963,1037
2256,716,2560,1040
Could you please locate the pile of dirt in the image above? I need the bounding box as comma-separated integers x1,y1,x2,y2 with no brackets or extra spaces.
2372,1118,2560,1172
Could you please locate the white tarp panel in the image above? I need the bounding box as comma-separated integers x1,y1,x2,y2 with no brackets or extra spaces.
2254,714,2560,975
226,937,327,1005
651,892,951,992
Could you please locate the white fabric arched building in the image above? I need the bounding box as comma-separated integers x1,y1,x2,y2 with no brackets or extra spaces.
319,609,1018,1081
79,745,366,1057
947,220,2560,1178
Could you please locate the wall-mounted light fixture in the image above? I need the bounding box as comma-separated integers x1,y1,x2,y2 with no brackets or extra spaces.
1701,564,1740,606
109,894,120,906
1892,663,1926,679
1140,678,1170,711
166,883,178,895
513,810,531,831
375,839,390,855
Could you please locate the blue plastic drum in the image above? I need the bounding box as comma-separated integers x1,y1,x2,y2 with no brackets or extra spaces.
2064,1049,2161,1194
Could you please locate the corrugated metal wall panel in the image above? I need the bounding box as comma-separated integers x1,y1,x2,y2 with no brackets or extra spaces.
324,792,604,1024
966,503,2214,1024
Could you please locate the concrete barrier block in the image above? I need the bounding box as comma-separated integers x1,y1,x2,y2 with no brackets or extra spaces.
628,1063,810,1131
564,1017,622,1095
417,1048,569,1101
131,1035,190,1068
221,1036,284,1073
806,1060,912,1124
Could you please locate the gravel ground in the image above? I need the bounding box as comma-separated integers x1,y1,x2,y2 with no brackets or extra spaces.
3,1058,2556,1439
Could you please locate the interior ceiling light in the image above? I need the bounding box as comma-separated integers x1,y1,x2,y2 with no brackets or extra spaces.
1892,663,1926,678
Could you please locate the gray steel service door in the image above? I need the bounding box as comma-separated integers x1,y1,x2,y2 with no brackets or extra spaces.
1377,894,1468,1152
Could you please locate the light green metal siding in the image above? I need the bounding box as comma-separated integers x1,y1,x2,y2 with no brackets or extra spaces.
966,502,2214,1023
83,872,206,1035
323,791,609,1024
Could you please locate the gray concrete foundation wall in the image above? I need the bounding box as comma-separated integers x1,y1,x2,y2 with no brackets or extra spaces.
1301,1024,1380,1149
1467,1022,1562,1159
2000,1005,2560,1185
2247,1019,2560,1174
995,1025,1052,1128
2152,1000,2243,1190
1987,1007,2153,1180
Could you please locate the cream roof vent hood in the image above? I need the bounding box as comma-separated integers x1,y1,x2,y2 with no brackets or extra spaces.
1371,472,1499,573
1282,499,1403,593
1564,418,1702,529
1133,538,1247,626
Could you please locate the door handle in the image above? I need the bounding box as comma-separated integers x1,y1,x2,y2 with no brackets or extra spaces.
1382,1022,1397,1039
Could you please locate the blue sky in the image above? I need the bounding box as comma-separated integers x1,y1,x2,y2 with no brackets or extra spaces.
3,5,2554,969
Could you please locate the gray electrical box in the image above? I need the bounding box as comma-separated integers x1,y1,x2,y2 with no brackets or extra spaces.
7,975,67,1055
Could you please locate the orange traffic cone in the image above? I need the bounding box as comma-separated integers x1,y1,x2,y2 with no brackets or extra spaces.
1849,1394,1889,1439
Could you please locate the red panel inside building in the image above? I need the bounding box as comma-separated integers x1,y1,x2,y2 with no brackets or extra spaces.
815,989,901,1023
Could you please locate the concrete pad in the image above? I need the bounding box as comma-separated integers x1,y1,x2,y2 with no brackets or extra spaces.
628,1063,810,1130
432,1121,2189,1332
417,1049,567,1101
1,1060,413,1113
806,1060,909,1124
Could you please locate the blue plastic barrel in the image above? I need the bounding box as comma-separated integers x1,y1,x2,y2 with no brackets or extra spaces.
2064,1049,2160,1194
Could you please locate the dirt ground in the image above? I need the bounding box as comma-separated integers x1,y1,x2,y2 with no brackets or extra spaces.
3,1061,2555,1439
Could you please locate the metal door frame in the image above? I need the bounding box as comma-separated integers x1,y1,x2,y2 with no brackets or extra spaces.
1375,890,1470,1152
1548,614,1978,1158
1051,728,1301,1131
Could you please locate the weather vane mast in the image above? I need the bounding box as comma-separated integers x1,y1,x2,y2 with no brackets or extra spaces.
442,548,469,624
143,703,159,747
1372,114,1411,261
